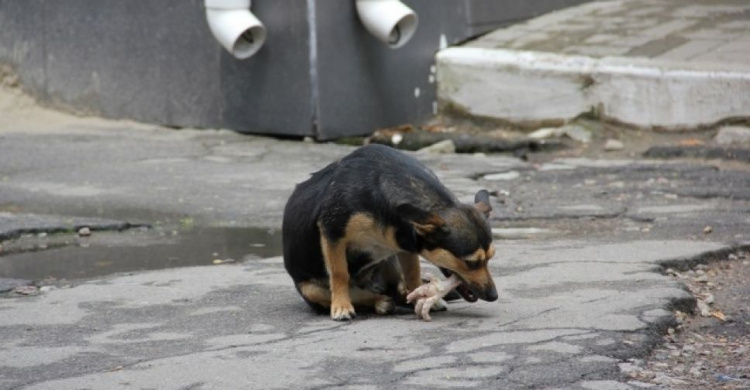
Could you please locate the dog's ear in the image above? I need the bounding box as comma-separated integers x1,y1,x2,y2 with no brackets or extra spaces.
474,189,492,218
397,204,445,236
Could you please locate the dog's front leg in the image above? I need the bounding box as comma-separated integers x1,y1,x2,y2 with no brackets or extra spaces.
398,252,422,294
320,236,356,321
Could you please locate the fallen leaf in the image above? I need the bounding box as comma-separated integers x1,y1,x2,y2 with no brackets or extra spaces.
711,311,726,321
423,124,447,133
679,139,704,146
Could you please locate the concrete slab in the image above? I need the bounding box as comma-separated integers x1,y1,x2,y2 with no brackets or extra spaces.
1,99,749,388
439,0,750,129
0,240,732,389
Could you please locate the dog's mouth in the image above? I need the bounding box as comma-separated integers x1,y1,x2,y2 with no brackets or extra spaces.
439,268,478,302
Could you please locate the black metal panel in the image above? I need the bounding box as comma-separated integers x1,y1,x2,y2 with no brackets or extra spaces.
220,0,313,136
313,0,469,140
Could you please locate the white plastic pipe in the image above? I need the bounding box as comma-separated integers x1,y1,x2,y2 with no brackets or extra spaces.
355,0,418,49
205,0,266,59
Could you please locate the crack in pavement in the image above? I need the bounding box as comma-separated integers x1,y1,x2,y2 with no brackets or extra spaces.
494,307,562,330
0,215,149,242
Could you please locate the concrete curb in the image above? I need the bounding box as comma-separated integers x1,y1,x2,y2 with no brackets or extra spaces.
437,47,750,129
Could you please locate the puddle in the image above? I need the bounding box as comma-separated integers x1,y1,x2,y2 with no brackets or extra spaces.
0,227,282,281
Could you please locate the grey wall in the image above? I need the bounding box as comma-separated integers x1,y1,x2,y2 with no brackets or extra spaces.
0,0,314,136
0,0,589,140
220,1,314,136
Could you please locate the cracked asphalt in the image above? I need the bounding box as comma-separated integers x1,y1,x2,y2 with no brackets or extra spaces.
0,109,749,389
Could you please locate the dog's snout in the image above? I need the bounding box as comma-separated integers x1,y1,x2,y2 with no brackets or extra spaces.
469,281,498,302
483,285,498,302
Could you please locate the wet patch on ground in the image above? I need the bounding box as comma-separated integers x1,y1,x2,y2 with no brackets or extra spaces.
0,225,281,283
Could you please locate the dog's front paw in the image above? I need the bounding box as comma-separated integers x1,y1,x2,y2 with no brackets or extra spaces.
331,302,356,321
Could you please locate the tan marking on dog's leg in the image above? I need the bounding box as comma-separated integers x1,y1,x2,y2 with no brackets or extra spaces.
398,252,422,293
320,234,355,321
349,287,395,315
298,280,331,307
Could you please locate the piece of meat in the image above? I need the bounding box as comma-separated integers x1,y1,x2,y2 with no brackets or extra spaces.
406,274,462,321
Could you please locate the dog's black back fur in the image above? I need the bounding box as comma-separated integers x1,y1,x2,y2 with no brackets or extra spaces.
283,145,445,281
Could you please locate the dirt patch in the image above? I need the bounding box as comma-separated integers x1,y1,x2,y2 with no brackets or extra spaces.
627,251,750,389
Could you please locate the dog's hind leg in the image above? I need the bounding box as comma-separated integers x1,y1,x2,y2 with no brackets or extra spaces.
350,286,395,315
298,280,331,313
298,280,394,316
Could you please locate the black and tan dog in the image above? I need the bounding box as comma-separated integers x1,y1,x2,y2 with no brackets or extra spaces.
282,144,497,321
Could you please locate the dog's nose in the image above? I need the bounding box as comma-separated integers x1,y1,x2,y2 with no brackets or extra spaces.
483,285,498,302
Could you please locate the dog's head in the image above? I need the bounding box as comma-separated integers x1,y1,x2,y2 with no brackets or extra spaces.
399,190,497,302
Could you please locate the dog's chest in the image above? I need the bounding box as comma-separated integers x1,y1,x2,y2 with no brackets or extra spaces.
346,237,400,277
344,213,403,267
348,236,400,262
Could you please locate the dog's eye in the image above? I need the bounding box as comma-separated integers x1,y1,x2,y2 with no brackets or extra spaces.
464,259,484,270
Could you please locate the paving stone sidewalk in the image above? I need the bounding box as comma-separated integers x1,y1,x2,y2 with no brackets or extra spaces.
469,0,750,64
439,0,750,129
